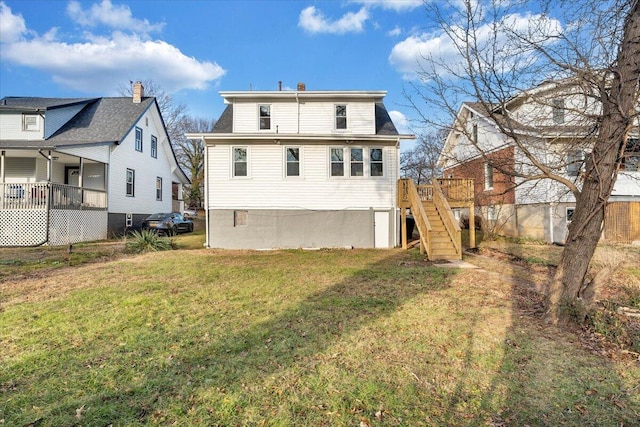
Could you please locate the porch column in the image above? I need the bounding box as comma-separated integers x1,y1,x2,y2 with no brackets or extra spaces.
47,150,52,181
1,150,5,183
78,157,84,189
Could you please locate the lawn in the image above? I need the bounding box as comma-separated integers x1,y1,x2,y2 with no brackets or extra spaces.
1,233,639,425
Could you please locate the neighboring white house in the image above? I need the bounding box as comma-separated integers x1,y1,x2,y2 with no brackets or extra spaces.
0,82,189,246
187,84,413,249
438,79,640,243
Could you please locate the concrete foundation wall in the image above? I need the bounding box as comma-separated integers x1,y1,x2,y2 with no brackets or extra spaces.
207,209,392,249
108,213,151,237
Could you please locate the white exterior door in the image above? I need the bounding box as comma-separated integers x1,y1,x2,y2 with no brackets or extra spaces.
374,211,390,248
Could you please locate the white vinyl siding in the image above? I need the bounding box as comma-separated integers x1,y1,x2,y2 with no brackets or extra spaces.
206,143,397,210
0,111,45,140
57,144,110,163
232,100,375,134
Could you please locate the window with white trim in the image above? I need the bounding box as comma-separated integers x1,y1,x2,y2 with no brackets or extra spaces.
259,105,271,130
156,177,162,201
330,148,345,176
335,105,347,129
151,135,157,158
623,138,639,171
135,127,143,152
285,147,300,177
370,148,383,176
567,150,584,176
566,207,575,222
126,169,135,197
484,162,494,190
552,99,565,124
233,147,248,177
22,114,39,131
350,148,364,176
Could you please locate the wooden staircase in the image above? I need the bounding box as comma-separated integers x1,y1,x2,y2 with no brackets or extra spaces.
398,179,474,260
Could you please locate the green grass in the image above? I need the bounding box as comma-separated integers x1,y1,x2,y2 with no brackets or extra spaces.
1,247,639,426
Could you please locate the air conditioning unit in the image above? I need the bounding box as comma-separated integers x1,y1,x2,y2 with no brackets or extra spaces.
125,213,133,227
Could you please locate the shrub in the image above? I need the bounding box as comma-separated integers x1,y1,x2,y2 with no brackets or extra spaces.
125,230,176,253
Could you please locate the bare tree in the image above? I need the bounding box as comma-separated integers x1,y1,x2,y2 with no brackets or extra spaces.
401,132,445,184
173,117,215,208
406,0,639,325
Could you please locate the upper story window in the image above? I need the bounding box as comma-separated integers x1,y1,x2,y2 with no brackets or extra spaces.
259,105,271,130
156,177,162,201
335,105,347,130
484,162,494,190
350,148,364,177
567,149,584,176
285,147,300,177
233,147,248,177
552,98,565,124
623,138,639,171
126,168,135,197
135,127,143,152
370,148,383,176
472,124,478,143
22,114,40,131
330,148,345,176
151,135,157,158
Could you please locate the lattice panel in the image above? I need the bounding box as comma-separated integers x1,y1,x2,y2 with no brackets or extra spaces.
48,210,108,246
0,210,48,246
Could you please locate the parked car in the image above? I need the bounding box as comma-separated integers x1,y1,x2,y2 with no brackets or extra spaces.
183,207,198,218
141,213,194,236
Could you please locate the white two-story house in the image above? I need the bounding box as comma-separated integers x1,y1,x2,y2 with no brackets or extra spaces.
0,82,189,246
438,78,640,244
188,84,413,249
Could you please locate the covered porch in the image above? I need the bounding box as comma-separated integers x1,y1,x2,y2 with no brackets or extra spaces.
0,150,108,246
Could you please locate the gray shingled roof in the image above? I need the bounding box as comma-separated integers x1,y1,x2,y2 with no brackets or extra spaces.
0,97,156,148
0,97,96,110
47,97,155,146
210,102,399,135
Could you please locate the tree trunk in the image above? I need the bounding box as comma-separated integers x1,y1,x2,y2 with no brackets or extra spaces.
545,1,640,324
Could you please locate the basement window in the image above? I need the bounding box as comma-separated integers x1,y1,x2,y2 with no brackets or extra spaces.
234,210,248,227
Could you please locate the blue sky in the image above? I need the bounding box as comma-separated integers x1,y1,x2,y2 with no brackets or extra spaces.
0,0,562,149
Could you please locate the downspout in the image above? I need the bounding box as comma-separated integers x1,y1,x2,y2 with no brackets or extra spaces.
202,138,210,248
394,138,401,246
1,150,5,183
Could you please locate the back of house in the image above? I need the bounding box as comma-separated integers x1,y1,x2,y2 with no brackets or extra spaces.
189,84,413,249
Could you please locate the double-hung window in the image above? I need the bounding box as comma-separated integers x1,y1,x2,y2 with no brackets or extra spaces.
285,147,300,177
552,99,565,124
22,114,39,131
151,135,157,158
330,148,345,176
335,105,347,130
126,169,135,197
370,148,383,176
233,147,248,177
259,105,271,130
350,148,364,176
156,177,162,201
135,127,143,152
624,138,639,171
567,150,584,176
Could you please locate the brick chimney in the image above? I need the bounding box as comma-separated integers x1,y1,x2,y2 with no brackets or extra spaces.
297,82,306,91
133,81,144,103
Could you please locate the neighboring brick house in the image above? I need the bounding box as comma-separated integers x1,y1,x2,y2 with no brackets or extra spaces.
438,81,640,244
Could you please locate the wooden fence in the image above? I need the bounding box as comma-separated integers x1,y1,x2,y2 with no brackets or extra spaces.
604,201,640,243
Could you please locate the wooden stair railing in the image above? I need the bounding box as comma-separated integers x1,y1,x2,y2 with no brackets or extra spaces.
399,179,433,259
432,180,462,259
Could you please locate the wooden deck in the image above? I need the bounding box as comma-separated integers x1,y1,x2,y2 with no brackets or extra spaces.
398,178,475,260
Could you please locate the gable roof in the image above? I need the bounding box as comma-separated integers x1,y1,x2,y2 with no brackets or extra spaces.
0,97,155,149
48,97,155,146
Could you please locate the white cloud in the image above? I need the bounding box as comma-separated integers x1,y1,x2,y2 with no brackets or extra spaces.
0,2,26,43
67,0,164,34
298,6,369,34
389,13,563,80
0,1,224,94
389,110,411,134
387,26,402,37
350,0,422,12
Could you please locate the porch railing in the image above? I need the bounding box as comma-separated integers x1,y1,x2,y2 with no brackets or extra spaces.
1,183,107,210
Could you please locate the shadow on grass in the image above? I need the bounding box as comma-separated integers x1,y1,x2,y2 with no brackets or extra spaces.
2,248,638,425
